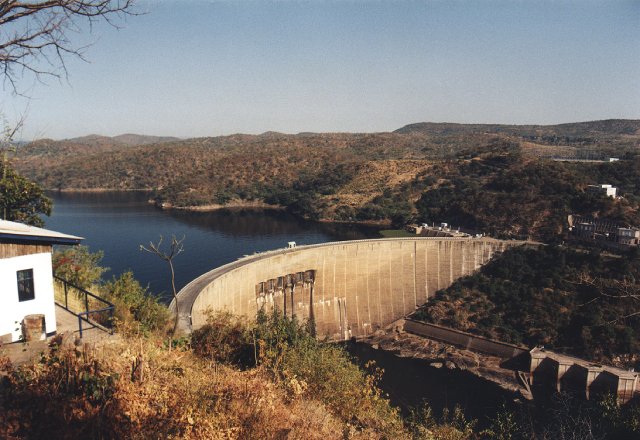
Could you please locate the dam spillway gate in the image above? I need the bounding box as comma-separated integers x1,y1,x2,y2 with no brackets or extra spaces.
174,238,524,340
256,270,317,329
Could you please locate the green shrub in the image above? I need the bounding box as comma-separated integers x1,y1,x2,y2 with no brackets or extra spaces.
190,310,254,366
0,162,52,227
357,194,414,227
52,245,107,289
407,402,476,440
254,310,403,434
102,271,171,336
190,309,404,434
334,205,357,221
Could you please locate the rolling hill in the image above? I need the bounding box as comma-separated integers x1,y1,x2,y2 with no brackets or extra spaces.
11,120,640,239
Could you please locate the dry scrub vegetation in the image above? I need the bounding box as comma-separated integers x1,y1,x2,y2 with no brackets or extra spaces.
0,308,482,439
4,309,638,440
0,334,351,439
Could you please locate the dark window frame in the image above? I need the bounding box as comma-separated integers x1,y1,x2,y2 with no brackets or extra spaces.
17,269,35,302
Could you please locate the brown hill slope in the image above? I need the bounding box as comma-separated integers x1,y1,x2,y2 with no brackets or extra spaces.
12,120,640,237
395,119,640,137
111,133,181,146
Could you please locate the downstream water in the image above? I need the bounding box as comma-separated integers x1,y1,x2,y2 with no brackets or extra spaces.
348,342,519,429
44,192,379,301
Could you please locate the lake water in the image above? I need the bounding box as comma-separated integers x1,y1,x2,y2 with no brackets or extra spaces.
44,192,380,301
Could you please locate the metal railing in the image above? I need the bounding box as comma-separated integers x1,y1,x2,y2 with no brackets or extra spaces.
54,275,115,338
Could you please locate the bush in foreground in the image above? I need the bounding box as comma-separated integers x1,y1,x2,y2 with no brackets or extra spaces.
191,309,406,437
102,271,171,336
0,336,350,439
52,245,107,290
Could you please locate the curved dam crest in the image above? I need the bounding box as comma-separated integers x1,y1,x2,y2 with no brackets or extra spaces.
173,237,523,340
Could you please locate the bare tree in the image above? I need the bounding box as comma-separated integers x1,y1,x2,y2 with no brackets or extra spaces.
576,272,640,324
140,235,184,337
1,112,22,171
0,0,136,90
0,112,52,226
1,114,20,219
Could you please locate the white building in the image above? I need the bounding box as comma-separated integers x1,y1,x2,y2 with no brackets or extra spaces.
0,220,82,342
587,184,617,198
617,228,640,246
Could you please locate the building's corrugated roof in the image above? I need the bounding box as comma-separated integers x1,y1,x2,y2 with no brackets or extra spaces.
0,219,83,245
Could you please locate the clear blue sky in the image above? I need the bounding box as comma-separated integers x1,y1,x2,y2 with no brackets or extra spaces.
2,0,639,140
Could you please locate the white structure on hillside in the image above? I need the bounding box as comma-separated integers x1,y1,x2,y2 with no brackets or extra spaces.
587,184,617,198
617,228,640,246
0,220,82,342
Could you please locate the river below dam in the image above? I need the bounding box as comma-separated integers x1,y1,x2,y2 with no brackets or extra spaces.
347,342,520,429
44,191,517,425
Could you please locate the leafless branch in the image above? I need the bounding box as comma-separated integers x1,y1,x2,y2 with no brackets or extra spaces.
1,110,26,176
577,274,640,301
140,234,185,262
1,109,26,143
140,234,185,337
574,273,640,324
0,0,137,91
606,310,640,325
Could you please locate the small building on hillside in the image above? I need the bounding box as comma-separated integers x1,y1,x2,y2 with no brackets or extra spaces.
587,184,617,198
617,228,640,246
568,214,639,248
0,220,82,343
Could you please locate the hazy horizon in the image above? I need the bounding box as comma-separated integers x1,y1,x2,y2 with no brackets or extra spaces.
2,0,639,140
29,117,640,143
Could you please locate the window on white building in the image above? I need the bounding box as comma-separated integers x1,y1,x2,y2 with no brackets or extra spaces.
17,269,35,302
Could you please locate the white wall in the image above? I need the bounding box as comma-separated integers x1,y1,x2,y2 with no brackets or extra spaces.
0,252,56,342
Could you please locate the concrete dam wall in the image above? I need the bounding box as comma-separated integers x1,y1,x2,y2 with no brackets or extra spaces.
175,238,521,340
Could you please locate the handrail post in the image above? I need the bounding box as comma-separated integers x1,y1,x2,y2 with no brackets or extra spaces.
55,276,116,338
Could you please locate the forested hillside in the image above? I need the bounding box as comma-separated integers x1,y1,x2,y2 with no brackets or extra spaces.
13,120,640,239
414,246,640,368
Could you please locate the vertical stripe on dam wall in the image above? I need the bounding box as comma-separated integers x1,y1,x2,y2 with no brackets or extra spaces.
186,238,522,340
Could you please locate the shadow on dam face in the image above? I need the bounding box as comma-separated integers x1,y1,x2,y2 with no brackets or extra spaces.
175,238,523,339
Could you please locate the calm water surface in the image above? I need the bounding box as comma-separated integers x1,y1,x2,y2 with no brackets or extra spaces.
45,192,379,301
347,342,519,429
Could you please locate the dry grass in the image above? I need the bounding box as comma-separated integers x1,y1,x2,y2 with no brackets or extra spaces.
53,280,114,332
340,160,431,195
0,334,408,439
53,280,105,314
